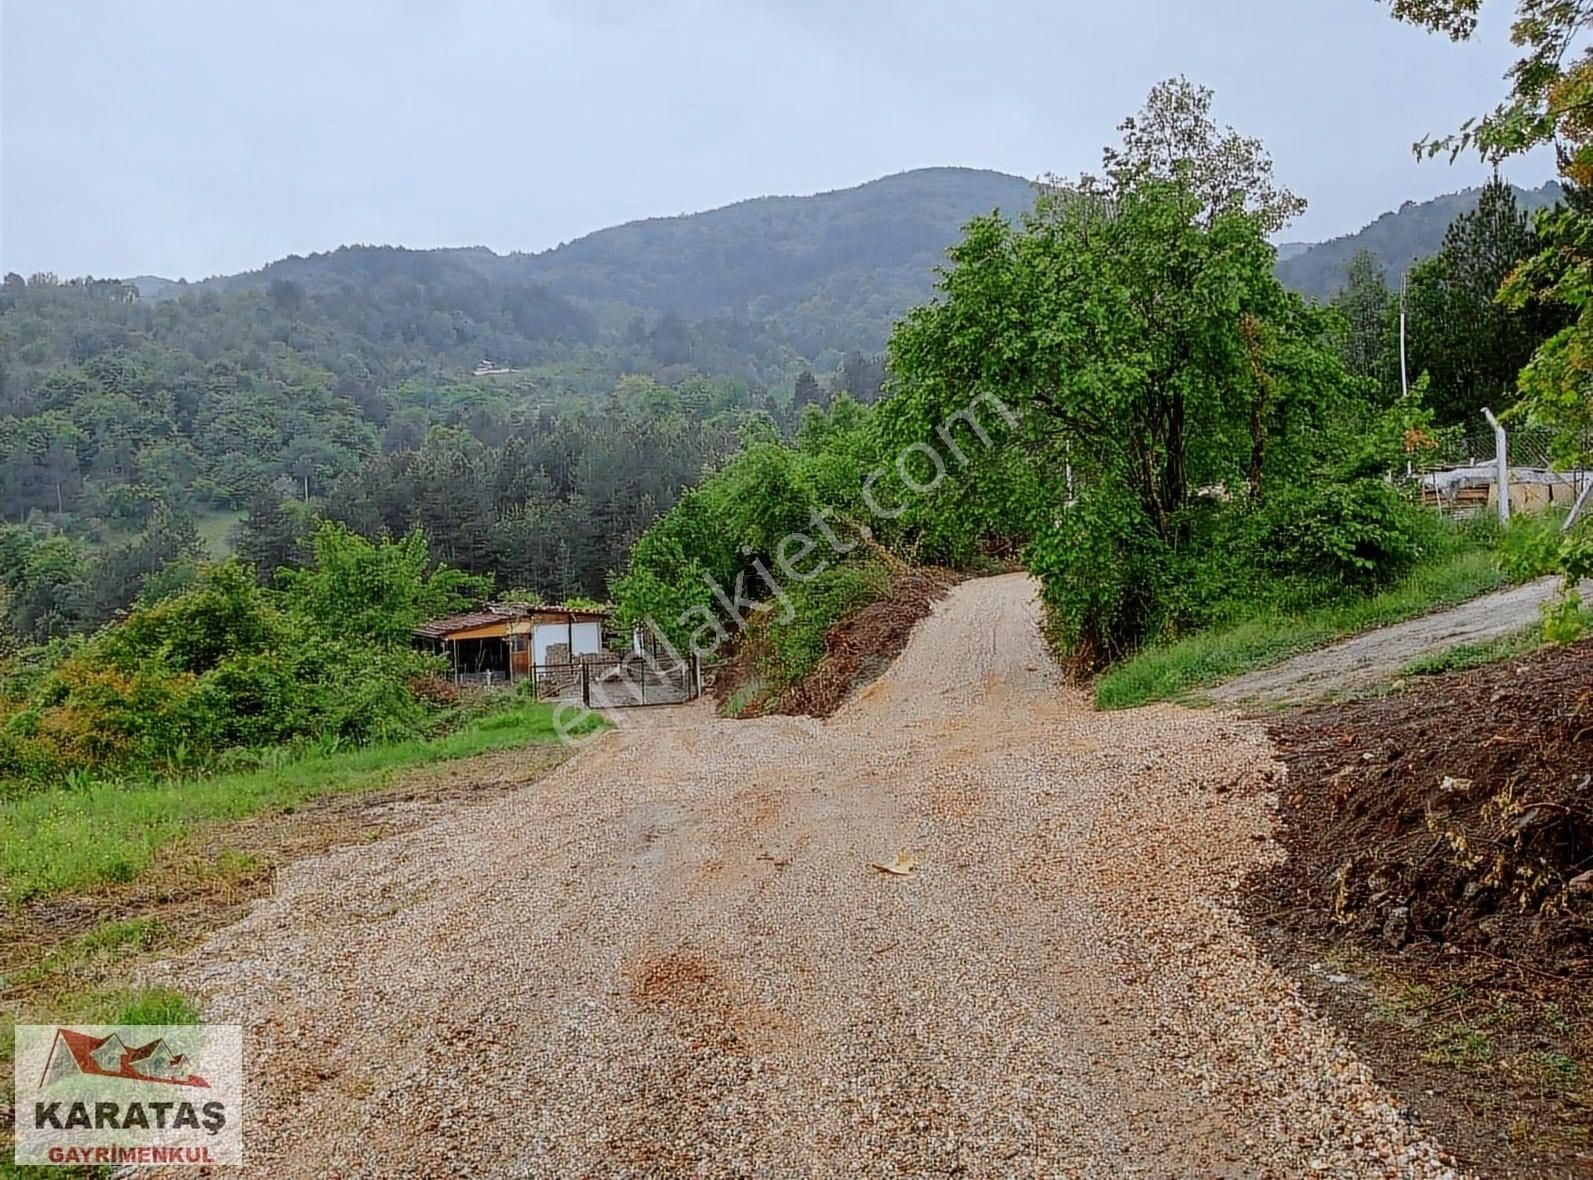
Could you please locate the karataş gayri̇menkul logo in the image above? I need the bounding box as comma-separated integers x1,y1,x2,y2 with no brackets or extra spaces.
13,1023,244,1167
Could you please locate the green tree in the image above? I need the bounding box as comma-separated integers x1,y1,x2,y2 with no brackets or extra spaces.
1080,76,1307,234
1331,250,1396,387
236,487,309,582
278,521,489,647
1404,178,1548,423
889,177,1351,658
793,370,822,409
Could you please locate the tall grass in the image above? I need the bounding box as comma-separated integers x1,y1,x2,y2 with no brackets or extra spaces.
1094,546,1508,710
1,702,602,905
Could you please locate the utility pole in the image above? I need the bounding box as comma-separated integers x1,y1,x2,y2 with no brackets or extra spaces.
1399,271,1409,401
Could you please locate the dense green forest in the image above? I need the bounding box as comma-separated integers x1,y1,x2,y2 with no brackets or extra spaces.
0,169,1026,644
139,168,1040,365
0,267,897,642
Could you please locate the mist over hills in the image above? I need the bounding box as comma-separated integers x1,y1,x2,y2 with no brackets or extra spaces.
131,168,1040,366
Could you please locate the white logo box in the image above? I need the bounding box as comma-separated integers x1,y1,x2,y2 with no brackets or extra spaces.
13,1024,244,1167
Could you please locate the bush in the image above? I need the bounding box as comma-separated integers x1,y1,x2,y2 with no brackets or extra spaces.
1256,477,1426,589
1498,509,1571,581
0,530,479,786
761,562,891,688
1026,484,1166,667
185,652,308,749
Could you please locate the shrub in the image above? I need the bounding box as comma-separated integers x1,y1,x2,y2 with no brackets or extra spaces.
1256,477,1425,589
0,529,481,785
761,562,891,688
1498,510,1571,582
1026,484,1166,667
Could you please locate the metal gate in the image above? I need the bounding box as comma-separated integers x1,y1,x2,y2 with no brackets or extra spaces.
529,654,701,708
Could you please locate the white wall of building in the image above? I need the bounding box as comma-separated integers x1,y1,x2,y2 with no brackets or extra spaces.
532,619,604,664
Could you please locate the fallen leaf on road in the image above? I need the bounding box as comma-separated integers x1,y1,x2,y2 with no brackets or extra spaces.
871,854,919,876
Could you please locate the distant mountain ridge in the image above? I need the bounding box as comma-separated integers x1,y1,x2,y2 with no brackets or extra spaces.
124,169,1563,361
136,168,1040,364
1275,181,1564,299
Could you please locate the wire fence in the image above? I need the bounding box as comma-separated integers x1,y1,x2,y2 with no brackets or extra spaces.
1413,424,1590,473
1412,422,1592,518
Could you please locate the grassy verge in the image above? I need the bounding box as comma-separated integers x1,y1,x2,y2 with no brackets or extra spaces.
2,701,602,905
1094,547,1508,710
1396,627,1546,678
193,507,245,558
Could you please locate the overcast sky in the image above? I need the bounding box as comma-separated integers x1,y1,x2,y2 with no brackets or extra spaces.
0,0,1556,280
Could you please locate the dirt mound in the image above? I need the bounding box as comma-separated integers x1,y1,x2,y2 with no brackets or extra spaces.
709,566,963,720
1258,638,1593,975
776,567,962,717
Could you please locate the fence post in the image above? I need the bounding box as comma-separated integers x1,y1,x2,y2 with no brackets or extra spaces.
1566,478,1593,533
1483,407,1511,526
582,663,590,708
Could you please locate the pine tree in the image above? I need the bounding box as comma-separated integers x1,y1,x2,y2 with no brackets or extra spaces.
1404,179,1554,424
793,370,822,409
236,489,306,582
1331,251,1395,389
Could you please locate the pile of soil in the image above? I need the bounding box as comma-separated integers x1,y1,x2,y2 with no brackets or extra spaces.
710,567,962,719
777,566,961,717
1256,637,1593,976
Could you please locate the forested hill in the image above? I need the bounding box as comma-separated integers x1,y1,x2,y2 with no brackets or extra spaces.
2,165,1568,643
1276,180,1563,299
125,171,1569,349
139,168,1041,363
519,168,1039,354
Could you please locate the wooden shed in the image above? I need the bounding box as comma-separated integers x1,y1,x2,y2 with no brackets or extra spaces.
414,603,609,684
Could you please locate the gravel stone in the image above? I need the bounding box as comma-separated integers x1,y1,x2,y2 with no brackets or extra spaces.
139,573,1462,1178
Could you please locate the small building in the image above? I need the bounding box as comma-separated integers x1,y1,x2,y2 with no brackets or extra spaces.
415,602,609,685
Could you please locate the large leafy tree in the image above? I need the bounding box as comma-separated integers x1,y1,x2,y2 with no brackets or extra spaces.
277,521,489,647
881,80,1366,659
888,177,1352,658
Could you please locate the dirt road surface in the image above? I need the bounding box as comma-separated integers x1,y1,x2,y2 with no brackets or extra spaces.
147,574,1458,1177
1209,576,1576,707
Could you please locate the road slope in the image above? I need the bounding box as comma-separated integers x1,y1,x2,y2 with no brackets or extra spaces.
146,574,1457,1177
1210,575,1576,707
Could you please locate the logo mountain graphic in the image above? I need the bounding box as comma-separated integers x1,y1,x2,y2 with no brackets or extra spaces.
40,1028,210,1089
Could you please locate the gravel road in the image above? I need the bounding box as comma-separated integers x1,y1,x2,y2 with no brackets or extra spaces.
147,574,1459,1178
1209,576,1579,707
